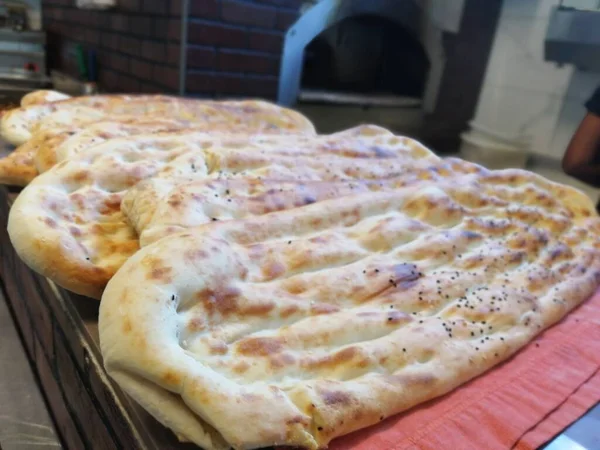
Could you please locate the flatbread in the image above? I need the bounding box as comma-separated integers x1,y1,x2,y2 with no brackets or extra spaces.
0,97,316,186
8,127,439,298
20,90,71,107
122,157,478,247
34,118,197,173
0,143,38,185
1,95,315,146
99,167,600,450
1,94,170,145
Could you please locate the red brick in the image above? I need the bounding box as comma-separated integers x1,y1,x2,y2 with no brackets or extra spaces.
248,31,283,53
98,69,119,91
84,28,100,46
139,81,162,93
131,58,153,76
189,0,218,18
213,72,245,95
187,46,216,69
167,19,181,41
211,73,277,98
119,74,141,92
143,0,168,15
170,0,182,16
188,21,247,47
141,39,166,61
111,13,129,31
186,71,215,93
217,49,278,75
106,53,129,72
72,9,87,24
245,75,278,98
166,43,180,64
221,0,276,28
275,9,297,30
102,31,120,51
255,0,302,6
119,0,139,12
119,35,141,55
153,64,179,90
63,9,77,23
131,16,154,37
52,7,65,20
153,17,168,38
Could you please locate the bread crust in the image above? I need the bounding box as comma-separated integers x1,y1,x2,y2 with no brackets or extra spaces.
100,167,600,449
0,96,316,186
8,127,438,298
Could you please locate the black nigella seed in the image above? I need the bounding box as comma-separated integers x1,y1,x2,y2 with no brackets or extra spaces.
171,295,175,301
318,427,323,431
475,347,479,351
403,348,406,352
471,332,475,336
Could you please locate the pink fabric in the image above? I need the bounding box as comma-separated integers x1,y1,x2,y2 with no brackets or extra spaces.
331,288,600,450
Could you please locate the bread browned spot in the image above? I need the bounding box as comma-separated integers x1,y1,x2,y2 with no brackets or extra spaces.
122,318,132,334
197,286,241,316
237,337,283,356
162,370,180,385
209,341,228,355
270,352,296,369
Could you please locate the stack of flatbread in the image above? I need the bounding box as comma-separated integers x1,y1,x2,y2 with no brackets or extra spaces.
2,90,600,449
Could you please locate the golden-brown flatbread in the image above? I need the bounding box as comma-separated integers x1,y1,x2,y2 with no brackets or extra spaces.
20,90,71,107
122,157,476,247
1,94,316,146
99,167,600,449
8,127,439,298
34,118,196,173
0,96,316,185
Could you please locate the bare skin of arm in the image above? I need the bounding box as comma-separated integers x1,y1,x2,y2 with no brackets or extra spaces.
562,112,600,188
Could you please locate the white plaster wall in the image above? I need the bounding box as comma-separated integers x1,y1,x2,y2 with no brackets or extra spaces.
473,0,575,158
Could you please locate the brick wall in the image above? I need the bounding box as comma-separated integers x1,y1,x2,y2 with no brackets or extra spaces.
185,0,303,99
41,0,181,93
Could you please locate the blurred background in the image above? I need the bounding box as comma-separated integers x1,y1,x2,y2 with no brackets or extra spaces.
0,0,599,199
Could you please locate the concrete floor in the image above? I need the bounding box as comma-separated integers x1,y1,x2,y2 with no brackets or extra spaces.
0,290,61,450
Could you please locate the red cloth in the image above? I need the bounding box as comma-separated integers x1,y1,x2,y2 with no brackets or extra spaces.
331,288,600,450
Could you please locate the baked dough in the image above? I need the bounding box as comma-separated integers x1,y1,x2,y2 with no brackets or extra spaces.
1,94,167,145
99,167,600,449
0,97,316,185
1,95,315,145
34,118,196,173
122,157,477,247
20,90,71,107
8,127,438,298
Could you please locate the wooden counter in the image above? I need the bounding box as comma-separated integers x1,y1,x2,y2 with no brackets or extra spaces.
0,186,197,450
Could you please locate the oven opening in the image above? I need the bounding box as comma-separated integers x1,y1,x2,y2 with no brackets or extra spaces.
301,15,430,102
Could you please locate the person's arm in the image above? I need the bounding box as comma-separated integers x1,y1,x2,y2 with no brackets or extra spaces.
562,112,600,187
